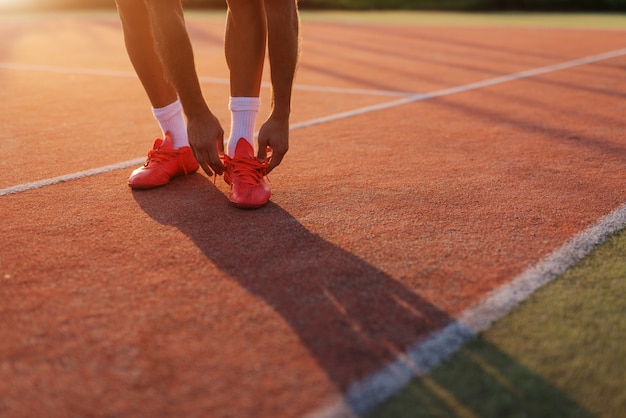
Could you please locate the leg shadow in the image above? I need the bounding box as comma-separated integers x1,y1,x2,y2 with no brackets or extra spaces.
133,175,594,418
132,174,451,394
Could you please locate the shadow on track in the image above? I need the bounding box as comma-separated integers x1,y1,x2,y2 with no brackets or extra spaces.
133,174,593,418
133,174,450,395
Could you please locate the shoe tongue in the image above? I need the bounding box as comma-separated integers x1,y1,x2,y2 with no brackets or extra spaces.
159,132,174,150
234,138,254,159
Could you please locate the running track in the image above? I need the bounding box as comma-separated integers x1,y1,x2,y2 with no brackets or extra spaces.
1,11,625,418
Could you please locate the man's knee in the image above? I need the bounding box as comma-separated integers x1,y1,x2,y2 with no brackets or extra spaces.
263,0,298,9
264,0,299,18
116,0,178,20
115,0,144,20
226,0,264,13
140,0,183,15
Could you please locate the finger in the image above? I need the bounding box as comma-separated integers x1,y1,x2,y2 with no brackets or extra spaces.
257,134,268,160
211,130,226,175
211,137,225,175
257,144,268,162
209,153,225,176
216,133,225,155
198,155,215,177
192,147,215,177
266,148,285,174
201,163,214,177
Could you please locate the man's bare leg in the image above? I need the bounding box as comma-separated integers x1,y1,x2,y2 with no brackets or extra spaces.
116,0,190,150
116,0,177,108
257,0,300,172
224,0,267,156
143,0,224,176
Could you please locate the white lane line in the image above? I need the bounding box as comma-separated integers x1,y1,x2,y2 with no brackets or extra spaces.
292,47,626,131
309,201,626,418
0,158,145,197
0,62,137,78
292,83,414,97
1,47,625,198
0,62,412,97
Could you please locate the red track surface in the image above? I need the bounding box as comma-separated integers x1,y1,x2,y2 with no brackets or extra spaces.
1,11,626,418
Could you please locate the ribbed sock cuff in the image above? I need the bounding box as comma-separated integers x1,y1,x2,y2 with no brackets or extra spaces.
152,99,189,149
229,97,261,112
228,97,260,156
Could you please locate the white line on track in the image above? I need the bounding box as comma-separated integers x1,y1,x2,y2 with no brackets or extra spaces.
1,47,625,198
0,158,145,197
292,47,626,131
0,62,413,97
309,201,626,417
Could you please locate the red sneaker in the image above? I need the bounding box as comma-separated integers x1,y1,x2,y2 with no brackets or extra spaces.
128,132,199,189
223,138,271,209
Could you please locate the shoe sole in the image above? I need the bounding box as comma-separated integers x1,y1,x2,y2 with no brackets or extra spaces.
128,183,167,190
128,167,199,190
229,200,270,210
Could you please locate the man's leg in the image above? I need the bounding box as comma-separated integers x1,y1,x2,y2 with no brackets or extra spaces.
116,0,189,149
224,0,267,156
222,0,271,208
116,0,177,109
116,0,198,188
256,0,300,173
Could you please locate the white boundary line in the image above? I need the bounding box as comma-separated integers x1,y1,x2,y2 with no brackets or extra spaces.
0,62,412,97
287,47,626,131
0,158,145,197
0,62,139,78
1,47,625,198
309,201,626,418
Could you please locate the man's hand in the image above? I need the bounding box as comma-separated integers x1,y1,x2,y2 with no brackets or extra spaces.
257,114,289,174
187,111,225,176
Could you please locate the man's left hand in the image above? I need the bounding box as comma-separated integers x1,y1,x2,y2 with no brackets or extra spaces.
257,114,290,174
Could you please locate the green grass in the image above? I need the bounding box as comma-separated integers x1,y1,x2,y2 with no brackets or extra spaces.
369,226,626,418
300,10,626,29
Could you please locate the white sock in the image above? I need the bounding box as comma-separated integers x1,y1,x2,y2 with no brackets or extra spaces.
152,99,188,149
227,97,260,156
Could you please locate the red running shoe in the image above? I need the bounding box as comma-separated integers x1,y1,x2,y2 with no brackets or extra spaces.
223,138,271,209
128,132,199,189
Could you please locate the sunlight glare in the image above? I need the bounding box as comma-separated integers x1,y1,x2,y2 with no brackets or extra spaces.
0,0,38,10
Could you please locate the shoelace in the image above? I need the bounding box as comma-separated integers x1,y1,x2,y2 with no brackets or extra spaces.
144,148,183,168
223,155,268,186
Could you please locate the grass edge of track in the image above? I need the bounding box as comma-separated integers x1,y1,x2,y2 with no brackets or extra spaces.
298,10,626,30
367,225,626,418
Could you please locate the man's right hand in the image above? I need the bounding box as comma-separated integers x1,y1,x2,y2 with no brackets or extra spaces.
187,111,225,177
